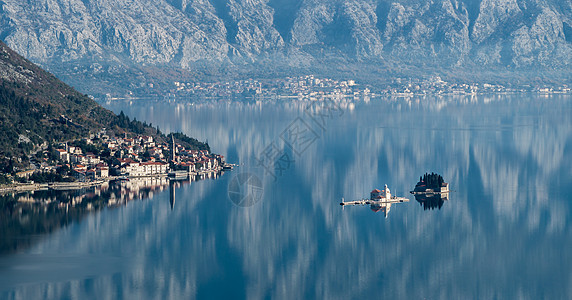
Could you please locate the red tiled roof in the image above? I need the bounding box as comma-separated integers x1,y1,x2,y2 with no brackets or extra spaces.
119,158,137,164
141,162,167,166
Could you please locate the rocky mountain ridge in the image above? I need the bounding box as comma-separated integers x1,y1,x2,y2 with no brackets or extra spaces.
0,0,570,95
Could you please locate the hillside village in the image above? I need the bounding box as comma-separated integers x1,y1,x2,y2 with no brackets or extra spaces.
4,128,225,187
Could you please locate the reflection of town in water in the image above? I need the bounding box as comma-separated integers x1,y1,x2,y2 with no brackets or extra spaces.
0,172,224,255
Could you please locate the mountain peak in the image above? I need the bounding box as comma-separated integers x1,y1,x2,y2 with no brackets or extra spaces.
1,0,570,95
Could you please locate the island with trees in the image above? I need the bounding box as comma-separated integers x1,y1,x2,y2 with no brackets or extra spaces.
410,172,450,210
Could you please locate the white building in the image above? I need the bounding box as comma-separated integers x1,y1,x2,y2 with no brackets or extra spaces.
55,149,69,163
141,162,169,175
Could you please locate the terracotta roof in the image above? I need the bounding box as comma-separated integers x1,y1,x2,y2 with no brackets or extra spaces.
141,162,167,166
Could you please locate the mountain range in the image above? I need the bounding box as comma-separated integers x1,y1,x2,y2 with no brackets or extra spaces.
1,0,571,95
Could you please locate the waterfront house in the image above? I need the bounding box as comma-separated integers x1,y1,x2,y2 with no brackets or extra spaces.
177,162,196,173
96,164,109,178
86,169,96,180
120,162,144,177
141,162,169,175
73,170,86,182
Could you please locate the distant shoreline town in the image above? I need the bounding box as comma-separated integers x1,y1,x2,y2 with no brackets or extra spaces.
0,128,229,193
104,75,571,101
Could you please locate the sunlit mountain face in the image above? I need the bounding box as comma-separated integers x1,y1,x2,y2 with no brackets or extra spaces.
3,95,565,299
1,0,570,95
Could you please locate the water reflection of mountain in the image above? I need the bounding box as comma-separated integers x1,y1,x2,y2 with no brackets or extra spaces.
0,173,222,256
16,95,566,299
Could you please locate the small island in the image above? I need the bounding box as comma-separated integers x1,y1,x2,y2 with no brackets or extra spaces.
411,172,449,194
340,184,409,218
411,173,450,210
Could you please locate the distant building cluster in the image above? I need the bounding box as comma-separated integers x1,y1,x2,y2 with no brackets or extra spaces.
170,75,371,100
380,76,571,96
104,74,572,102
154,75,572,101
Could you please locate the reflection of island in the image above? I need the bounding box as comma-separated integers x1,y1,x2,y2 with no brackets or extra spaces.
0,172,225,255
410,173,450,210
340,185,409,218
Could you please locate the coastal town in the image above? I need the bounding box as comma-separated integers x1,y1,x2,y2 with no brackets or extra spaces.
104,75,572,102
0,127,228,192
163,75,372,101
379,76,571,97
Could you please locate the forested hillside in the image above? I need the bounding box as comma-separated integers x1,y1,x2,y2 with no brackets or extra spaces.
0,41,208,169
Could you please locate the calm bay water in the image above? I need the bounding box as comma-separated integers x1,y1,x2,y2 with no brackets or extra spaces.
1,95,572,299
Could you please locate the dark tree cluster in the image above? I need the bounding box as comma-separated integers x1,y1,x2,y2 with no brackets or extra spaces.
113,111,146,134
168,132,210,152
0,85,43,153
70,140,104,157
0,173,11,184
419,172,445,188
110,113,210,151
18,172,73,184
0,83,90,161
